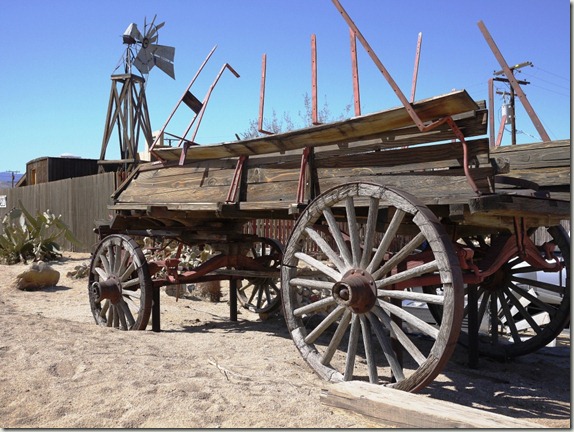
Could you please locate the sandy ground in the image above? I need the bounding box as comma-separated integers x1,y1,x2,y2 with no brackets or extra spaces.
0,252,570,428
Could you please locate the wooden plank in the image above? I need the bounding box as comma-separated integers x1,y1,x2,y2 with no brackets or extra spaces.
153,90,479,162
469,194,570,219
320,381,545,428
492,139,570,170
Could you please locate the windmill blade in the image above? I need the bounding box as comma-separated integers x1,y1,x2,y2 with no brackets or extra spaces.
153,55,175,79
147,21,164,43
152,44,175,63
133,49,155,74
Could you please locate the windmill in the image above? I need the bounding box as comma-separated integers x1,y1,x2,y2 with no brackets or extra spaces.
98,16,175,175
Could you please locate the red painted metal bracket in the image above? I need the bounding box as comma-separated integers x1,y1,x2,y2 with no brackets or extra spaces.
226,155,249,204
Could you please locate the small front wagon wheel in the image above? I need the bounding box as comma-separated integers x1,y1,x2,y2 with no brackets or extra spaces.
88,234,153,330
281,183,464,392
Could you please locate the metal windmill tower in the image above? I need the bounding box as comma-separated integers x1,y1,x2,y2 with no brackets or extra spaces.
98,16,175,175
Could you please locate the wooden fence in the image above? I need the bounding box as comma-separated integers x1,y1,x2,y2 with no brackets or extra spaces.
0,173,116,253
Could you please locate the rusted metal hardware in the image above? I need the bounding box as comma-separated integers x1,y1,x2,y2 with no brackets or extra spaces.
226,155,249,203
149,45,218,158
332,269,377,314
296,146,312,204
179,63,240,165
90,276,122,304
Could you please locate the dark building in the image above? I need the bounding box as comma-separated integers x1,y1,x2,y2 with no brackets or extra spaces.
17,156,99,186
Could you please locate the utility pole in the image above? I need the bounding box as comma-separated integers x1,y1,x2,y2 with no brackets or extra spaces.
7,170,19,188
492,61,531,145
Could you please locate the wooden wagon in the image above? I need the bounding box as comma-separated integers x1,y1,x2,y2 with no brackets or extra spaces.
89,89,570,393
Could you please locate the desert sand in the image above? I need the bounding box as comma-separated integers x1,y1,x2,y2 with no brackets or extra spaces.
0,252,570,428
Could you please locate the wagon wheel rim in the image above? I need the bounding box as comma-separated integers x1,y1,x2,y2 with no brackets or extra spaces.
237,237,283,314
281,183,464,392
442,226,570,359
88,234,153,330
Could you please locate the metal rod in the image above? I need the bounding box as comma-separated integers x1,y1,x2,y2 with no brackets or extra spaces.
410,32,422,103
477,20,551,142
149,45,217,154
178,63,240,165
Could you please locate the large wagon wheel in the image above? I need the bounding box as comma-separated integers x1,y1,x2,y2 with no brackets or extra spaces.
281,182,464,392
428,225,570,359
88,234,153,330
237,237,283,314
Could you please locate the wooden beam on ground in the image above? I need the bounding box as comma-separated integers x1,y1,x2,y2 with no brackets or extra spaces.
320,381,545,428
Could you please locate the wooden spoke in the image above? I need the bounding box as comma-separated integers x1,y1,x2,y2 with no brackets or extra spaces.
379,300,439,339
237,238,283,314
376,260,439,289
359,315,378,384
511,275,565,295
359,197,380,269
294,251,341,281
371,306,426,366
366,209,405,274
289,278,333,290
322,207,353,266
372,232,426,280
281,183,463,392
293,296,337,318
322,309,352,365
89,234,152,331
344,315,361,381
502,286,542,334
497,291,522,343
377,289,444,305
345,196,361,267
508,282,555,313
368,312,404,381
304,227,346,273
304,306,345,345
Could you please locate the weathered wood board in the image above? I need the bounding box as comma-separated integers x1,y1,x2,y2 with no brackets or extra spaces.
320,381,545,428
153,89,480,162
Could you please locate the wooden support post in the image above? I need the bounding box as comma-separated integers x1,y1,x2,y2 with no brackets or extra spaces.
152,286,161,332
410,32,422,103
258,54,274,135
311,34,321,125
229,278,238,322
349,29,361,116
467,284,479,368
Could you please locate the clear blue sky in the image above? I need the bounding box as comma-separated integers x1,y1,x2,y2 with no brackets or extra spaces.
1,0,570,173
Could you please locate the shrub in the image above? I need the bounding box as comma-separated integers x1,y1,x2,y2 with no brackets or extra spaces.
0,201,81,264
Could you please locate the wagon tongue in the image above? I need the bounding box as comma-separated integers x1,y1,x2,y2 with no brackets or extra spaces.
332,269,377,314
